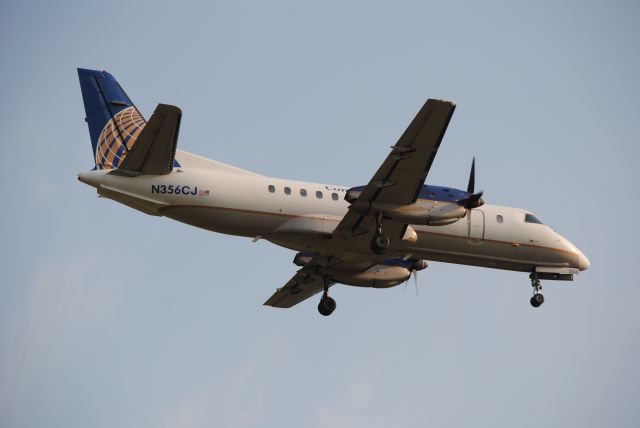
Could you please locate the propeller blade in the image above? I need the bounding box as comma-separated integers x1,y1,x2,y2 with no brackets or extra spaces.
467,157,476,194
458,158,484,209
413,269,419,297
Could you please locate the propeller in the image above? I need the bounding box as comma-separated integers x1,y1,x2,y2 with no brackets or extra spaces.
467,157,475,194
458,158,485,236
402,269,420,296
403,259,426,296
464,158,484,209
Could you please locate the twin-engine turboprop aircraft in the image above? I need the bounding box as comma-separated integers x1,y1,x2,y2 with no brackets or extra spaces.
77,68,590,315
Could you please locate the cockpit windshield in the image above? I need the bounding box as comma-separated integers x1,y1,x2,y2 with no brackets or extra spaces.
525,213,544,224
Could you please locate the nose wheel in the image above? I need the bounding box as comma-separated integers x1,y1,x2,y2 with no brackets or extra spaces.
530,293,544,307
529,273,544,308
317,278,336,316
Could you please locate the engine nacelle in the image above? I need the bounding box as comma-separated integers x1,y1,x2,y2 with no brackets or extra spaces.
331,265,411,288
378,201,466,226
292,253,427,288
345,188,466,226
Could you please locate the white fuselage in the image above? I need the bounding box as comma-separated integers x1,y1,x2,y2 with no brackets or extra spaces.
78,151,590,275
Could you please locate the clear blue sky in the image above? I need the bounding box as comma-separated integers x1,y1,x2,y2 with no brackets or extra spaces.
1,1,638,427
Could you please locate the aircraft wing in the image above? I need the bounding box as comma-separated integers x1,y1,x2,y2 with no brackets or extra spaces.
113,103,182,176
333,99,455,243
264,268,334,308
265,99,455,309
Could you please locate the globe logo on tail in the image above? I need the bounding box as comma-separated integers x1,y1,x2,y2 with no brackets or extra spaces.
95,107,145,169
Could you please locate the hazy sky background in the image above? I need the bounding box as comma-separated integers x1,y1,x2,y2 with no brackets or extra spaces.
1,1,638,427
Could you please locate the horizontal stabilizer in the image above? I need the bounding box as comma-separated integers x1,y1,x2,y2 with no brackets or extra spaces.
112,104,182,176
98,185,168,216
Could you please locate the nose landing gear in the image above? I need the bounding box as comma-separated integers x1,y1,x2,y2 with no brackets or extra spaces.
530,293,545,307
529,273,544,308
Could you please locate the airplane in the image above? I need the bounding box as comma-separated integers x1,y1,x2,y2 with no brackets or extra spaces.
76,68,590,316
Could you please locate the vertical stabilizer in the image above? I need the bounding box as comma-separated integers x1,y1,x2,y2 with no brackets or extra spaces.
77,68,146,169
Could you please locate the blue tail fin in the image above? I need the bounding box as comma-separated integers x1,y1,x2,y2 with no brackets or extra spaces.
77,68,146,169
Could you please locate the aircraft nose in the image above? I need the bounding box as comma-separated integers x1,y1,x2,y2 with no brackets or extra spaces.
558,233,590,272
578,251,591,271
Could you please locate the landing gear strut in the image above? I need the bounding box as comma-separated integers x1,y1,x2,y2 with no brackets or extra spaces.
317,278,336,316
529,273,544,308
370,213,390,255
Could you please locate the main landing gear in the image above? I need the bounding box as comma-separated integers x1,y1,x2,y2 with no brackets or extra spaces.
529,273,545,308
370,213,390,255
317,278,336,316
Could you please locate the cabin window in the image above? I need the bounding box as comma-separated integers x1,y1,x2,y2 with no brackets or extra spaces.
496,215,503,223
525,213,544,224
331,192,339,201
300,189,307,197
268,185,275,193
284,187,291,195
316,191,323,199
